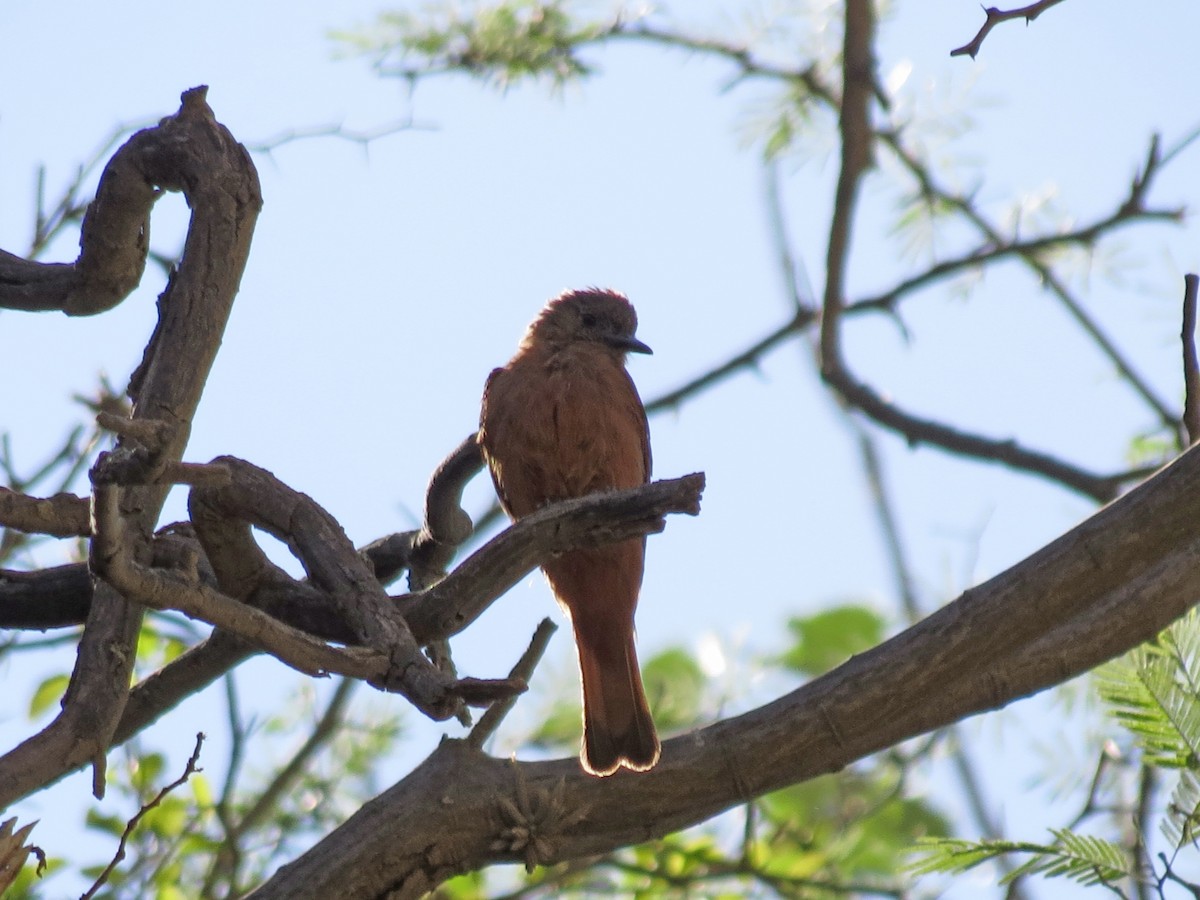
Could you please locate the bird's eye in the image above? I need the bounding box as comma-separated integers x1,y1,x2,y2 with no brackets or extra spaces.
580,313,598,328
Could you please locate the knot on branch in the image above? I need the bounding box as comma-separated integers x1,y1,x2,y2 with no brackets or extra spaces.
492,772,588,872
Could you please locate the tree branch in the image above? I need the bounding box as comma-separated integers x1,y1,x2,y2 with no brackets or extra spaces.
1182,274,1200,444
0,86,263,810
0,471,706,808
951,0,1069,59
0,487,90,538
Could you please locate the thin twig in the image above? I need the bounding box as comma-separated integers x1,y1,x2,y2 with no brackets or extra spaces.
80,733,205,900
645,312,814,414
1132,764,1156,900
950,0,1069,59
468,618,558,749
244,119,429,154
1181,274,1200,444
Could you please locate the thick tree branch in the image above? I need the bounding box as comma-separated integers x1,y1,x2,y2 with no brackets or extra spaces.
0,488,90,538
248,436,1200,900
0,86,262,811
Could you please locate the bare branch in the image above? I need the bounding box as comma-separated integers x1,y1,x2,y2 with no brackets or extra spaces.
244,119,428,155
468,618,559,749
81,733,206,900
876,130,1182,445
0,86,263,810
0,488,90,538
951,0,1069,59
645,312,815,415
406,433,484,590
1182,274,1200,444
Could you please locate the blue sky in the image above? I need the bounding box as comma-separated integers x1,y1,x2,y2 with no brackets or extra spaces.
3,1,1200,895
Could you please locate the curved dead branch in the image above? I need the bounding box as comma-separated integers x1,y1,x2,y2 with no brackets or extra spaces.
0,86,262,811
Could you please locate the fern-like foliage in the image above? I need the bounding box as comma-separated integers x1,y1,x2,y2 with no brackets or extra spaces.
1097,608,1200,862
909,828,1134,888
1095,617,1200,769
1162,768,1200,850
911,609,1200,894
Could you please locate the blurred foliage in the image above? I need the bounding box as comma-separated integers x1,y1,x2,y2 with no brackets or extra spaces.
779,604,886,677
332,0,613,88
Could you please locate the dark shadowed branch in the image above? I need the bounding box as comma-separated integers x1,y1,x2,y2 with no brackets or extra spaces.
951,0,1069,59
1182,274,1200,445
0,86,263,811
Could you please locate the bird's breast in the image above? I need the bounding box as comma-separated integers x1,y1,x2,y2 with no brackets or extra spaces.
481,347,648,513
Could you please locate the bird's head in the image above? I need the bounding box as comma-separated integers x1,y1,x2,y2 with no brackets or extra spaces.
522,288,652,356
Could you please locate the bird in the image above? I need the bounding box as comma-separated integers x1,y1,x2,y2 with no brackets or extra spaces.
479,287,660,776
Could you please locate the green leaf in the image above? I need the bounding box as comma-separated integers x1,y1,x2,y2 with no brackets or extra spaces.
28,674,69,719
333,0,621,89
190,772,214,808
1096,608,1200,768
84,809,127,838
908,829,1135,888
643,647,706,730
1004,829,1133,886
779,605,885,676
528,698,582,750
129,752,166,794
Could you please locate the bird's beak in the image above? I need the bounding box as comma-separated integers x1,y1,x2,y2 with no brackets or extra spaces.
615,336,653,355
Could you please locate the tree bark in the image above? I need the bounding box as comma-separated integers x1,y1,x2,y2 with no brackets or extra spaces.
0,86,262,809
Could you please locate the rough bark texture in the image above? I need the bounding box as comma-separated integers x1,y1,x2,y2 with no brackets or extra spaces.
0,86,262,808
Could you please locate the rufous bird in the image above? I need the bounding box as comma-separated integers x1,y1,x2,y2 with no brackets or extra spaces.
479,288,660,776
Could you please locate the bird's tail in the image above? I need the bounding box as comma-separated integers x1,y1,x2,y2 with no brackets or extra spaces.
575,623,660,776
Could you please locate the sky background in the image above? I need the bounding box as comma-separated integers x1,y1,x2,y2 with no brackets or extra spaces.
3,1,1200,896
